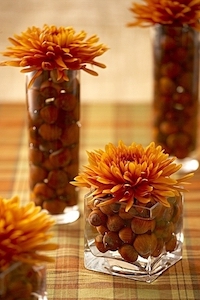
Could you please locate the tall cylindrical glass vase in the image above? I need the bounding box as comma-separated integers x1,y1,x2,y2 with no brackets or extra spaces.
26,70,80,224
152,25,199,172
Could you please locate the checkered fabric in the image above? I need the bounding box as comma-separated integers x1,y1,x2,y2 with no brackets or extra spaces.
0,103,200,300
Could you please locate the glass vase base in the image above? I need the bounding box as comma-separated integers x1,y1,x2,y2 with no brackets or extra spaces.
84,243,182,283
47,205,80,225
35,294,48,300
175,157,199,173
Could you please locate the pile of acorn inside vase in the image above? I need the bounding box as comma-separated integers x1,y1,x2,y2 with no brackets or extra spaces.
153,25,199,159
86,195,183,263
1,263,45,300
26,70,80,215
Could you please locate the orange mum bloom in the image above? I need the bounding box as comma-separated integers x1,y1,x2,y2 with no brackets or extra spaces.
0,196,58,271
71,141,193,211
0,24,108,86
128,0,200,30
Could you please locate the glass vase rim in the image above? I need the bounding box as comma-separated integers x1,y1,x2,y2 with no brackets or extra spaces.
0,261,21,278
153,23,197,31
84,190,182,215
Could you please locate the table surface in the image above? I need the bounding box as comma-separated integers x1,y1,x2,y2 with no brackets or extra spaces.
0,103,200,300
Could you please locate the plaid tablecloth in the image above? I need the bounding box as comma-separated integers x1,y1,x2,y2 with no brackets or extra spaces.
0,103,200,300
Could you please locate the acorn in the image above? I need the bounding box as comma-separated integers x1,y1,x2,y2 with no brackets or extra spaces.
155,204,167,221
99,204,115,215
152,238,164,257
39,139,63,153
27,89,45,111
97,225,109,235
33,182,56,200
119,244,138,263
175,194,182,207
95,234,108,253
40,80,59,98
55,93,78,111
119,205,137,220
40,104,58,124
43,199,67,214
7,279,33,299
155,221,175,242
99,202,120,215
161,35,176,51
49,147,71,168
47,169,68,189
172,203,183,224
29,165,48,189
162,204,174,222
111,203,120,213
107,214,124,232
29,147,44,165
119,227,135,244
159,76,176,96
134,202,154,218
151,202,163,219
64,162,79,181
38,123,62,141
88,208,107,227
42,158,55,171
165,234,177,252
133,233,158,259
131,218,156,234
56,183,78,206
167,196,177,206
28,126,40,145
28,108,43,127
60,123,80,147
103,231,122,251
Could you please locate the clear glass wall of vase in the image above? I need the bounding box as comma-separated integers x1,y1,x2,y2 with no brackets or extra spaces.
26,70,80,224
152,24,199,173
84,192,183,283
0,262,47,299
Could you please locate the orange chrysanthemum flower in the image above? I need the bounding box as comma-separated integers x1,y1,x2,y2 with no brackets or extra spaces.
0,24,108,86
71,141,193,211
128,0,200,30
0,195,58,272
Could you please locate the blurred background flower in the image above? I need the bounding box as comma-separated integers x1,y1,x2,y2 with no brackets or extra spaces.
128,0,200,29
0,195,58,271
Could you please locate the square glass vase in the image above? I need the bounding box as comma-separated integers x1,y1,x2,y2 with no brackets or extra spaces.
0,262,47,299
84,192,183,283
